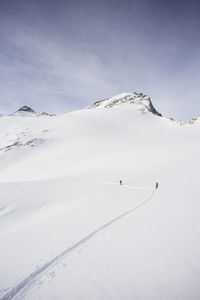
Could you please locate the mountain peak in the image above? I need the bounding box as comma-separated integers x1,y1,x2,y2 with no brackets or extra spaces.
88,92,162,117
17,106,36,113
10,106,55,117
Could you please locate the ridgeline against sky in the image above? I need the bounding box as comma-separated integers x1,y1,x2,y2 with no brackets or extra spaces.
0,0,200,119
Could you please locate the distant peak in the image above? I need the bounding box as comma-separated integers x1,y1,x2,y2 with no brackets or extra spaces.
88,92,162,117
10,106,55,117
17,106,36,113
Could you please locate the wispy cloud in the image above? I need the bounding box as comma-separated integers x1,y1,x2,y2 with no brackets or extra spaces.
0,0,200,118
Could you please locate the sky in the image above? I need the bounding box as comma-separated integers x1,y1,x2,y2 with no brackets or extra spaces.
0,0,200,119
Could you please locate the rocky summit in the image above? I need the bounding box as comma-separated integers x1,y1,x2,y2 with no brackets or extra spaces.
17,106,36,113
88,92,162,117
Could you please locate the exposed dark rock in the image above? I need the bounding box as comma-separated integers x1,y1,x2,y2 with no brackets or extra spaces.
17,106,36,113
40,112,56,116
10,106,56,116
88,93,162,117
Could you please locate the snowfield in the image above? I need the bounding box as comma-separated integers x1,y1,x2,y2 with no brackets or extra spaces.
0,95,200,300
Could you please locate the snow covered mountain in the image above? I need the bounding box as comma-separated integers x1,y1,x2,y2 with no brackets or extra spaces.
88,92,162,116
0,93,200,300
10,105,55,117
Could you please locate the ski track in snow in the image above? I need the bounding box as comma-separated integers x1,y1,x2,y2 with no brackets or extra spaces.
82,177,154,190
1,188,156,300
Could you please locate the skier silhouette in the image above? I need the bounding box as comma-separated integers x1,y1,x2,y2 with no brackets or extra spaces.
155,182,158,189
120,180,122,186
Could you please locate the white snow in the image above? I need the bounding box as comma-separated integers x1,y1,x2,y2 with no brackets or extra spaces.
10,111,37,117
0,99,200,300
88,92,162,116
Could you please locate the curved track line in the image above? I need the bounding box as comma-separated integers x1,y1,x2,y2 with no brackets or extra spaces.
83,178,153,190
1,189,156,300
123,184,153,190
80,177,152,191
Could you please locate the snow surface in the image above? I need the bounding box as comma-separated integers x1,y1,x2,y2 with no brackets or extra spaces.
88,92,162,116
0,100,200,300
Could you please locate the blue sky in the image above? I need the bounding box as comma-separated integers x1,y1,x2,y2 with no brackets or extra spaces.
0,0,200,119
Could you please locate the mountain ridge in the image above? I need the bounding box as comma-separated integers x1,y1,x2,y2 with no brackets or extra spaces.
88,92,162,117
10,105,55,117
1,92,200,124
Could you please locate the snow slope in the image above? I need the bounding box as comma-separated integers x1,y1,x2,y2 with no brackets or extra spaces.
0,96,200,300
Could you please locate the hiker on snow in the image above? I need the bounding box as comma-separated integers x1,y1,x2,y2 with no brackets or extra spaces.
120,180,122,185
156,182,158,189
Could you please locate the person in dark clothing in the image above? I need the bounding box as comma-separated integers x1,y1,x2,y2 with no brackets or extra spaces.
156,182,158,189
120,180,122,185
